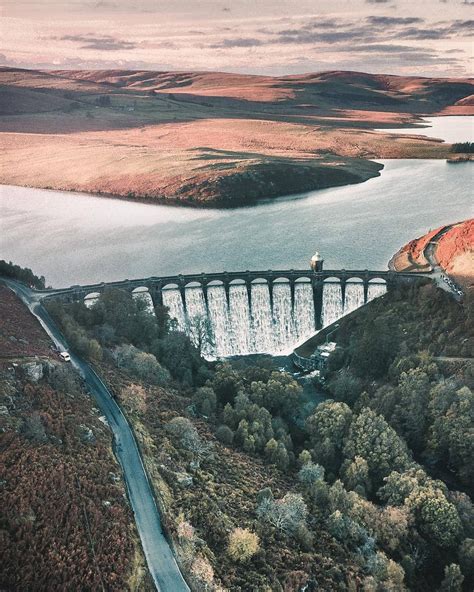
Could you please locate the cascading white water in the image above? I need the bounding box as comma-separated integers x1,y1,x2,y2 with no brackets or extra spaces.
344,281,365,314
132,289,155,313
250,283,275,353
162,288,186,330
272,282,296,351
207,285,232,357
367,282,387,301
293,282,315,342
84,295,99,308
183,286,214,357
155,279,386,358
228,284,252,355
322,283,343,327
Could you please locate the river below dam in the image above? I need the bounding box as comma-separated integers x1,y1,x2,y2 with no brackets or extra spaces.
1,116,473,356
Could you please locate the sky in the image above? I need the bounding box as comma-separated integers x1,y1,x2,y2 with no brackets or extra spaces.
1,0,473,77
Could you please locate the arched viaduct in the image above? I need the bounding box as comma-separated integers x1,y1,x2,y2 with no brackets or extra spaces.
37,268,430,330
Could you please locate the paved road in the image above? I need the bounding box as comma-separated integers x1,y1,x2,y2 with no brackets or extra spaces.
2,279,190,592
423,225,462,300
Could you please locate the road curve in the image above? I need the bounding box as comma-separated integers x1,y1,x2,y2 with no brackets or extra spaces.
2,279,190,592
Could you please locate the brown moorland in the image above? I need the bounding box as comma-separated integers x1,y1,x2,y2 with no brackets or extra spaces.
0,67,473,206
0,287,152,592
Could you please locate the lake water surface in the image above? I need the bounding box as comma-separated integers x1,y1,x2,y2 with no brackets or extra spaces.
376,115,474,143
1,118,472,288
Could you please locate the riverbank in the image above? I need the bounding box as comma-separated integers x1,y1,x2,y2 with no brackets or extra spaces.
1,67,469,207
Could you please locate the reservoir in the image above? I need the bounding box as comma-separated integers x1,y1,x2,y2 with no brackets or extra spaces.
0,117,472,289
376,116,474,144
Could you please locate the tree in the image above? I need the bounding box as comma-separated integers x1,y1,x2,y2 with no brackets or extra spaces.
215,425,234,445
343,408,410,486
166,417,212,463
153,331,202,385
341,456,371,497
375,506,409,552
329,368,363,405
298,449,312,467
378,468,428,506
306,400,352,474
248,372,302,419
458,539,474,585
350,315,400,379
428,385,474,486
257,493,308,535
114,344,169,384
406,486,462,549
392,368,431,452
298,461,325,488
0,259,45,289
211,363,242,406
188,314,214,357
227,528,260,562
191,556,215,590
440,564,464,592
193,386,217,417
264,438,278,463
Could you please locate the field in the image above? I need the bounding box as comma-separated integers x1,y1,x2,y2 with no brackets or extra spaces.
1,67,472,206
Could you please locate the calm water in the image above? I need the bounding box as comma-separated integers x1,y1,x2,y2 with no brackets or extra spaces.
376,116,474,143
1,118,472,288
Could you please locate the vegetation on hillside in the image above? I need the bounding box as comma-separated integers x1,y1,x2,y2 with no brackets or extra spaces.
45,280,473,591
0,259,46,289
451,142,474,153
0,288,152,591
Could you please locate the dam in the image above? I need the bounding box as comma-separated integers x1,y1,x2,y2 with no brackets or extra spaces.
160,277,387,357
39,256,428,358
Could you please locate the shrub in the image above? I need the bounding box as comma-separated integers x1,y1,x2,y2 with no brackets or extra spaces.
227,528,260,562
215,425,234,445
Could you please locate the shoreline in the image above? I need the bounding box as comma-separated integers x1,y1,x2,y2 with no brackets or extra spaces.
2,159,384,210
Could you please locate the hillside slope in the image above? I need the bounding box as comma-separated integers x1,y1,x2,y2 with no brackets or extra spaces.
0,67,472,206
0,285,152,592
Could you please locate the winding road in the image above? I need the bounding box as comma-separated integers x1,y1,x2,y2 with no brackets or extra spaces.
2,279,190,592
424,224,463,300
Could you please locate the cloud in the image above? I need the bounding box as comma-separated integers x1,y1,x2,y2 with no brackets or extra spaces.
211,37,263,48
368,16,424,25
449,19,474,30
276,25,373,45
397,27,446,40
89,1,119,8
60,34,136,51
355,43,433,53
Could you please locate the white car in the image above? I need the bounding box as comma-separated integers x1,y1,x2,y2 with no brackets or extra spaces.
59,351,71,362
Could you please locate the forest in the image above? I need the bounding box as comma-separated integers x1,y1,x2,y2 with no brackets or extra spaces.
43,280,473,591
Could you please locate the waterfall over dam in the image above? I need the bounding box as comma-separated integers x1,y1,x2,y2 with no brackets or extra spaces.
160,280,387,358
56,266,421,360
